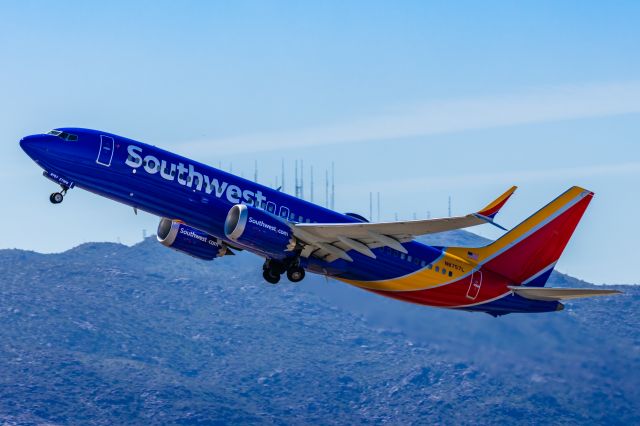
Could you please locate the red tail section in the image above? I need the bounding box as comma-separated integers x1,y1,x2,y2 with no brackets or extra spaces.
448,187,594,286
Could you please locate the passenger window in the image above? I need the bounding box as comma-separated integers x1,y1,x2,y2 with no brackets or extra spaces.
448,271,453,277
421,261,426,267
442,268,447,275
279,206,290,219
407,255,412,262
428,264,432,270
435,266,439,272
401,253,406,260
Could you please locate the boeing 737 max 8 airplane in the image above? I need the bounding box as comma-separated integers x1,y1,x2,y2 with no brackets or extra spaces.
20,128,619,316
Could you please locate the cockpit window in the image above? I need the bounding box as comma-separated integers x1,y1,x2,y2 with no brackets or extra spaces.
47,130,78,141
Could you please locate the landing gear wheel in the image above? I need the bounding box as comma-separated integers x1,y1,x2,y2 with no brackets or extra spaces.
49,192,64,204
287,266,306,283
263,269,281,285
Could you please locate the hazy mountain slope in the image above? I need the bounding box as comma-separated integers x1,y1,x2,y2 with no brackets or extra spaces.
0,231,637,425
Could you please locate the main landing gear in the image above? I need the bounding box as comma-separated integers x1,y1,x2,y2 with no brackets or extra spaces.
262,258,306,285
49,186,69,205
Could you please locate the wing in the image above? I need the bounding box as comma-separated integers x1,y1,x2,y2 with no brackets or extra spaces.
293,186,517,262
508,286,622,301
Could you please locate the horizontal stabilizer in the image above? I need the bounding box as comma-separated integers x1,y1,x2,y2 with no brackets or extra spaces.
508,286,621,301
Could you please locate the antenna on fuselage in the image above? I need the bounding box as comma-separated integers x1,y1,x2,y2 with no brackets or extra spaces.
448,196,452,217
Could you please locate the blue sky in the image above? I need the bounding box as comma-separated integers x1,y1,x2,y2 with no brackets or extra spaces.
1,1,639,284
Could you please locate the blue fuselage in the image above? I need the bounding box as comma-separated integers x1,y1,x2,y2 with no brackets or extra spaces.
19,128,443,281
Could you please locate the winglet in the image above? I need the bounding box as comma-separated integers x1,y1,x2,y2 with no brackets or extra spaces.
477,186,517,220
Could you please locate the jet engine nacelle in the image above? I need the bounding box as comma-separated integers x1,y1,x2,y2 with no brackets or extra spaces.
157,218,229,260
224,204,296,259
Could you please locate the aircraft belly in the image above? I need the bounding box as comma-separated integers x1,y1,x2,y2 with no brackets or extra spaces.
337,269,511,309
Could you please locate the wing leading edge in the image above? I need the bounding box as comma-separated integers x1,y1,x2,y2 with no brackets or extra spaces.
293,186,517,262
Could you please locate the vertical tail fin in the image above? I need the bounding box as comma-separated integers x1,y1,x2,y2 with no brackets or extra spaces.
448,187,594,287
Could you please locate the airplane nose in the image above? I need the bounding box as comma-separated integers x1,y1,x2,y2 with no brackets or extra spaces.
20,134,47,159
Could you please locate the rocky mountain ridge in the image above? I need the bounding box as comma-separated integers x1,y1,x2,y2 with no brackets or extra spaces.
0,230,637,425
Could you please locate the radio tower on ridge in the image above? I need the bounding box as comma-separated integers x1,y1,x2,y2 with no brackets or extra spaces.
254,160,258,183
310,166,314,203
281,158,285,192
294,160,299,197
325,169,329,208
300,160,304,200
331,162,335,210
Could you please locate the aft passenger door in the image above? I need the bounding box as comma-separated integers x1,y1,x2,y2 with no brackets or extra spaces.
466,269,483,300
96,135,115,167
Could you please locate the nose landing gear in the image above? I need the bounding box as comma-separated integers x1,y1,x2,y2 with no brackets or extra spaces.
262,258,306,284
49,186,69,205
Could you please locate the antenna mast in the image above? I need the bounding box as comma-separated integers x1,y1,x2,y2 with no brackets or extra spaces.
281,158,285,192
254,160,258,182
310,166,314,203
369,192,373,221
331,162,335,210
325,170,329,208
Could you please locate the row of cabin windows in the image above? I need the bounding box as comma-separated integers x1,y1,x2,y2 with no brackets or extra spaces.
254,202,314,223
385,247,454,277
